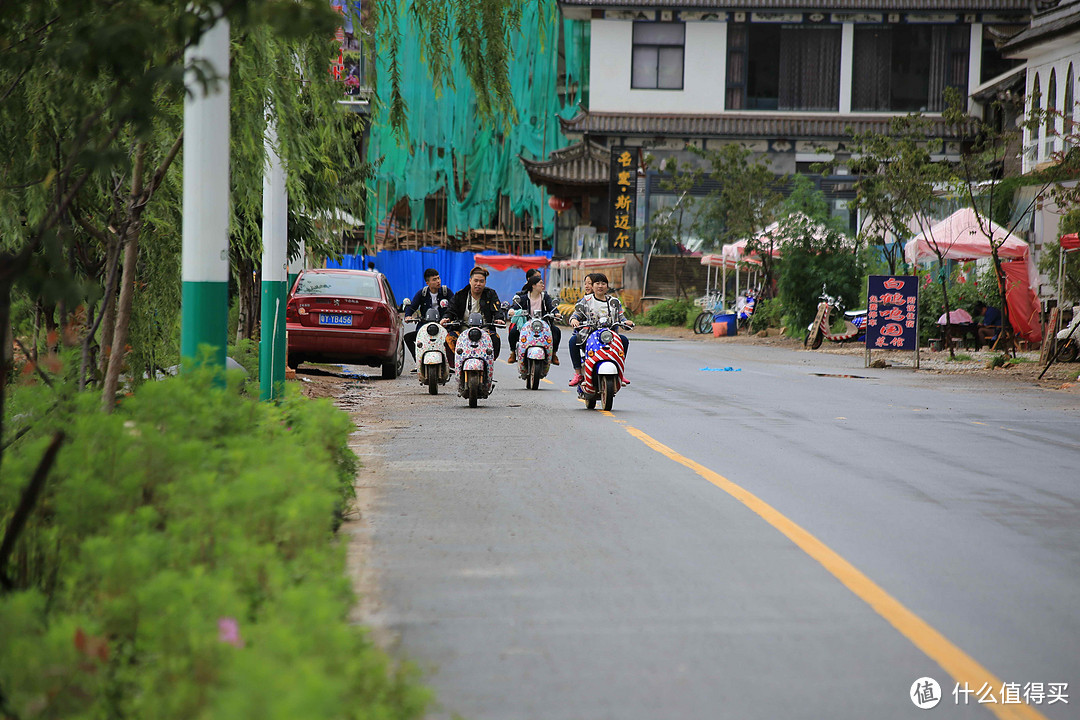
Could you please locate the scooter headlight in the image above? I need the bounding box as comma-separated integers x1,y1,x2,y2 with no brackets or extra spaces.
531,320,543,333
426,324,440,336
599,330,613,345
468,328,482,342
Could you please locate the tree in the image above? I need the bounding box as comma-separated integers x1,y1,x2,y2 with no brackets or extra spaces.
773,177,864,335
841,116,961,357
646,158,701,300
370,0,530,135
942,88,1079,354
0,1,346,468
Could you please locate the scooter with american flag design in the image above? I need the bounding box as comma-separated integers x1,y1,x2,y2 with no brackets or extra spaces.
576,316,631,411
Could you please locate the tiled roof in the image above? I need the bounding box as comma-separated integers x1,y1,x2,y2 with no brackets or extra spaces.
999,0,1080,52
560,111,968,139
520,140,611,187
559,0,1030,9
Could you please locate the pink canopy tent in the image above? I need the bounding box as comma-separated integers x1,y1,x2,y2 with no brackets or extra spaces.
904,208,1041,344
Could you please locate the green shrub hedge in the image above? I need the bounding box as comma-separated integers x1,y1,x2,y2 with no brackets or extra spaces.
0,369,429,720
642,299,696,327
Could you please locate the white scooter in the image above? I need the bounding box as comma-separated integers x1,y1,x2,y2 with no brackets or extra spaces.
410,304,452,394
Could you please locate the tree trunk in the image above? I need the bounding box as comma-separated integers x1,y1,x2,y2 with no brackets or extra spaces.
937,258,956,360
102,144,147,412
80,240,122,390
102,229,140,412
97,237,121,377
235,257,257,343
989,250,1015,356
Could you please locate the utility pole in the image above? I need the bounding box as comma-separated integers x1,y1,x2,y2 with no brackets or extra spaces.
260,117,287,400
180,13,230,371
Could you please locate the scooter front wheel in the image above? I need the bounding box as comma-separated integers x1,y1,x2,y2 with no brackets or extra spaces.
528,360,541,390
467,372,480,407
428,372,439,395
601,376,616,411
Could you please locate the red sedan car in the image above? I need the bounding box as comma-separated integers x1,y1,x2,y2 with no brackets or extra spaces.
286,268,405,378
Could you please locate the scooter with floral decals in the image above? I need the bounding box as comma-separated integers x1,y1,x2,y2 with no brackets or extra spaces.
453,312,499,407
511,309,558,390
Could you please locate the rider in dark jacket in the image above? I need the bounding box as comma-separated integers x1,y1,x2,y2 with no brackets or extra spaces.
403,268,454,363
446,266,504,359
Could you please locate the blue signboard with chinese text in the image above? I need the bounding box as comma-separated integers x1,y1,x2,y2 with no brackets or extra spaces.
866,276,918,351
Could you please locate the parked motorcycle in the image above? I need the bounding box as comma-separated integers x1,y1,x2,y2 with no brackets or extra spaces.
412,305,452,394
510,309,557,390
453,312,499,407
576,316,631,411
805,288,867,349
1054,312,1080,363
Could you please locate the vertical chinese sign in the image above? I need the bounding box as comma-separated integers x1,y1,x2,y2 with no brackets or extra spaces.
608,146,637,253
866,275,919,368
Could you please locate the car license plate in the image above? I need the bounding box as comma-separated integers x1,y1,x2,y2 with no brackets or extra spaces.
319,313,352,327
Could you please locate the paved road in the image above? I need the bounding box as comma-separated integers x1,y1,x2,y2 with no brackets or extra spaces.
352,332,1080,720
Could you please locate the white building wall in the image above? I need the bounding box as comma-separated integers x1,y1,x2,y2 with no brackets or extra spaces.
589,19,727,114
1022,36,1080,173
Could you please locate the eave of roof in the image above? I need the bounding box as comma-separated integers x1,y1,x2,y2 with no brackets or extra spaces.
560,111,970,139
521,140,612,187
999,4,1080,52
559,0,1030,10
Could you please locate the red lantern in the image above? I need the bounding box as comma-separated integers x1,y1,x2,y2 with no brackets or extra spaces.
548,196,573,213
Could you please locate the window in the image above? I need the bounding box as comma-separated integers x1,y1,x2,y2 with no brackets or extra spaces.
1046,69,1058,157
726,24,840,111
980,25,1025,83
1029,73,1041,165
852,24,969,112
1065,65,1075,149
631,22,685,90
296,273,381,299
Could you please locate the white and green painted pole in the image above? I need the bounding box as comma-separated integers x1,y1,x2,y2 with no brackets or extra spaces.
260,117,288,400
181,13,230,371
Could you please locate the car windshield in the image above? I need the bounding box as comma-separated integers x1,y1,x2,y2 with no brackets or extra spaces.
295,274,381,299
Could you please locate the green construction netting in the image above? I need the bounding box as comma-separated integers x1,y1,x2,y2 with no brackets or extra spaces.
368,0,589,241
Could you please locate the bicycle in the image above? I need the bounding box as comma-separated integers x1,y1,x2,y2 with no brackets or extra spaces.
693,292,725,335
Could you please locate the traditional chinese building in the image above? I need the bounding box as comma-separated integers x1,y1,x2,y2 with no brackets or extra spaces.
547,0,1031,271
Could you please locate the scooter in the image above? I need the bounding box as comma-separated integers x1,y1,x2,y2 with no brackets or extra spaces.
511,309,557,390
454,312,499,408
576,316,631,411
805,288,867,349
736,290,757,330
412,305,452,394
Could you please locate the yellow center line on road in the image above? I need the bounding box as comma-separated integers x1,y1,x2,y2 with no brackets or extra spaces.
542,378,553,385
616,420,1050,720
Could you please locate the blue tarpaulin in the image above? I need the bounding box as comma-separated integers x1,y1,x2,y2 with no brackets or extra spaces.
327,248,553,307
